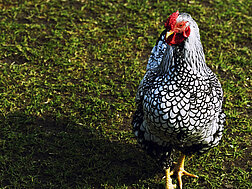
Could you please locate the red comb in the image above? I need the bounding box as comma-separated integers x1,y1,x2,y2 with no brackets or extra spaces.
164,10,179,30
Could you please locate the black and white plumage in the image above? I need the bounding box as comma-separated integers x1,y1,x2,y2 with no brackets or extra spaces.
132,11,225,188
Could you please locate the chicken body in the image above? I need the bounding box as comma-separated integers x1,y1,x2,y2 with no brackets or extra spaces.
132,12,225,188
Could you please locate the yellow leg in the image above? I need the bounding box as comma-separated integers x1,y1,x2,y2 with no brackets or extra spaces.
174,154,198,189
165,167,176,189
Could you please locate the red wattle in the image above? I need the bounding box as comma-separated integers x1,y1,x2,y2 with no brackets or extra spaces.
166,33,186,45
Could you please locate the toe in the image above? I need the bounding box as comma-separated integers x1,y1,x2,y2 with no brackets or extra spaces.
183,170,198,178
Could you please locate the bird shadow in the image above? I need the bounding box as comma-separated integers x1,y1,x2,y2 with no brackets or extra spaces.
0,112,163,188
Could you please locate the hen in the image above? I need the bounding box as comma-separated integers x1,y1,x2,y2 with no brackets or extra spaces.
132,11,225,189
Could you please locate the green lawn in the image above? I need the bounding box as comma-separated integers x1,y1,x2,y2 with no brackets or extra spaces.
0,0,251,188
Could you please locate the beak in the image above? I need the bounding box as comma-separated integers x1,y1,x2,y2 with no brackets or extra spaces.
165,30,174,40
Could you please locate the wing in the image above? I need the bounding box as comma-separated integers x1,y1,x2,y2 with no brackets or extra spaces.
147,30,171,70
132,43,173,169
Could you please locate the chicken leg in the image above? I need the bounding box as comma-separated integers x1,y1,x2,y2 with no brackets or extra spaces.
165,167,176,189
173,153,198,189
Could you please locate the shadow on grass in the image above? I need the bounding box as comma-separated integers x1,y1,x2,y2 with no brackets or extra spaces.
0,112,160,188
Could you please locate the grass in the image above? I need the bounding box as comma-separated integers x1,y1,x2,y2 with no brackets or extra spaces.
0,0,251,188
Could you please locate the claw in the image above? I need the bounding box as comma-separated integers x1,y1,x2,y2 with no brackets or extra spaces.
174,154,198,189
177,168,198,189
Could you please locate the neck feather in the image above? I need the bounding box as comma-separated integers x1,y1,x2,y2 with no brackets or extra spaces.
160,32,208,75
